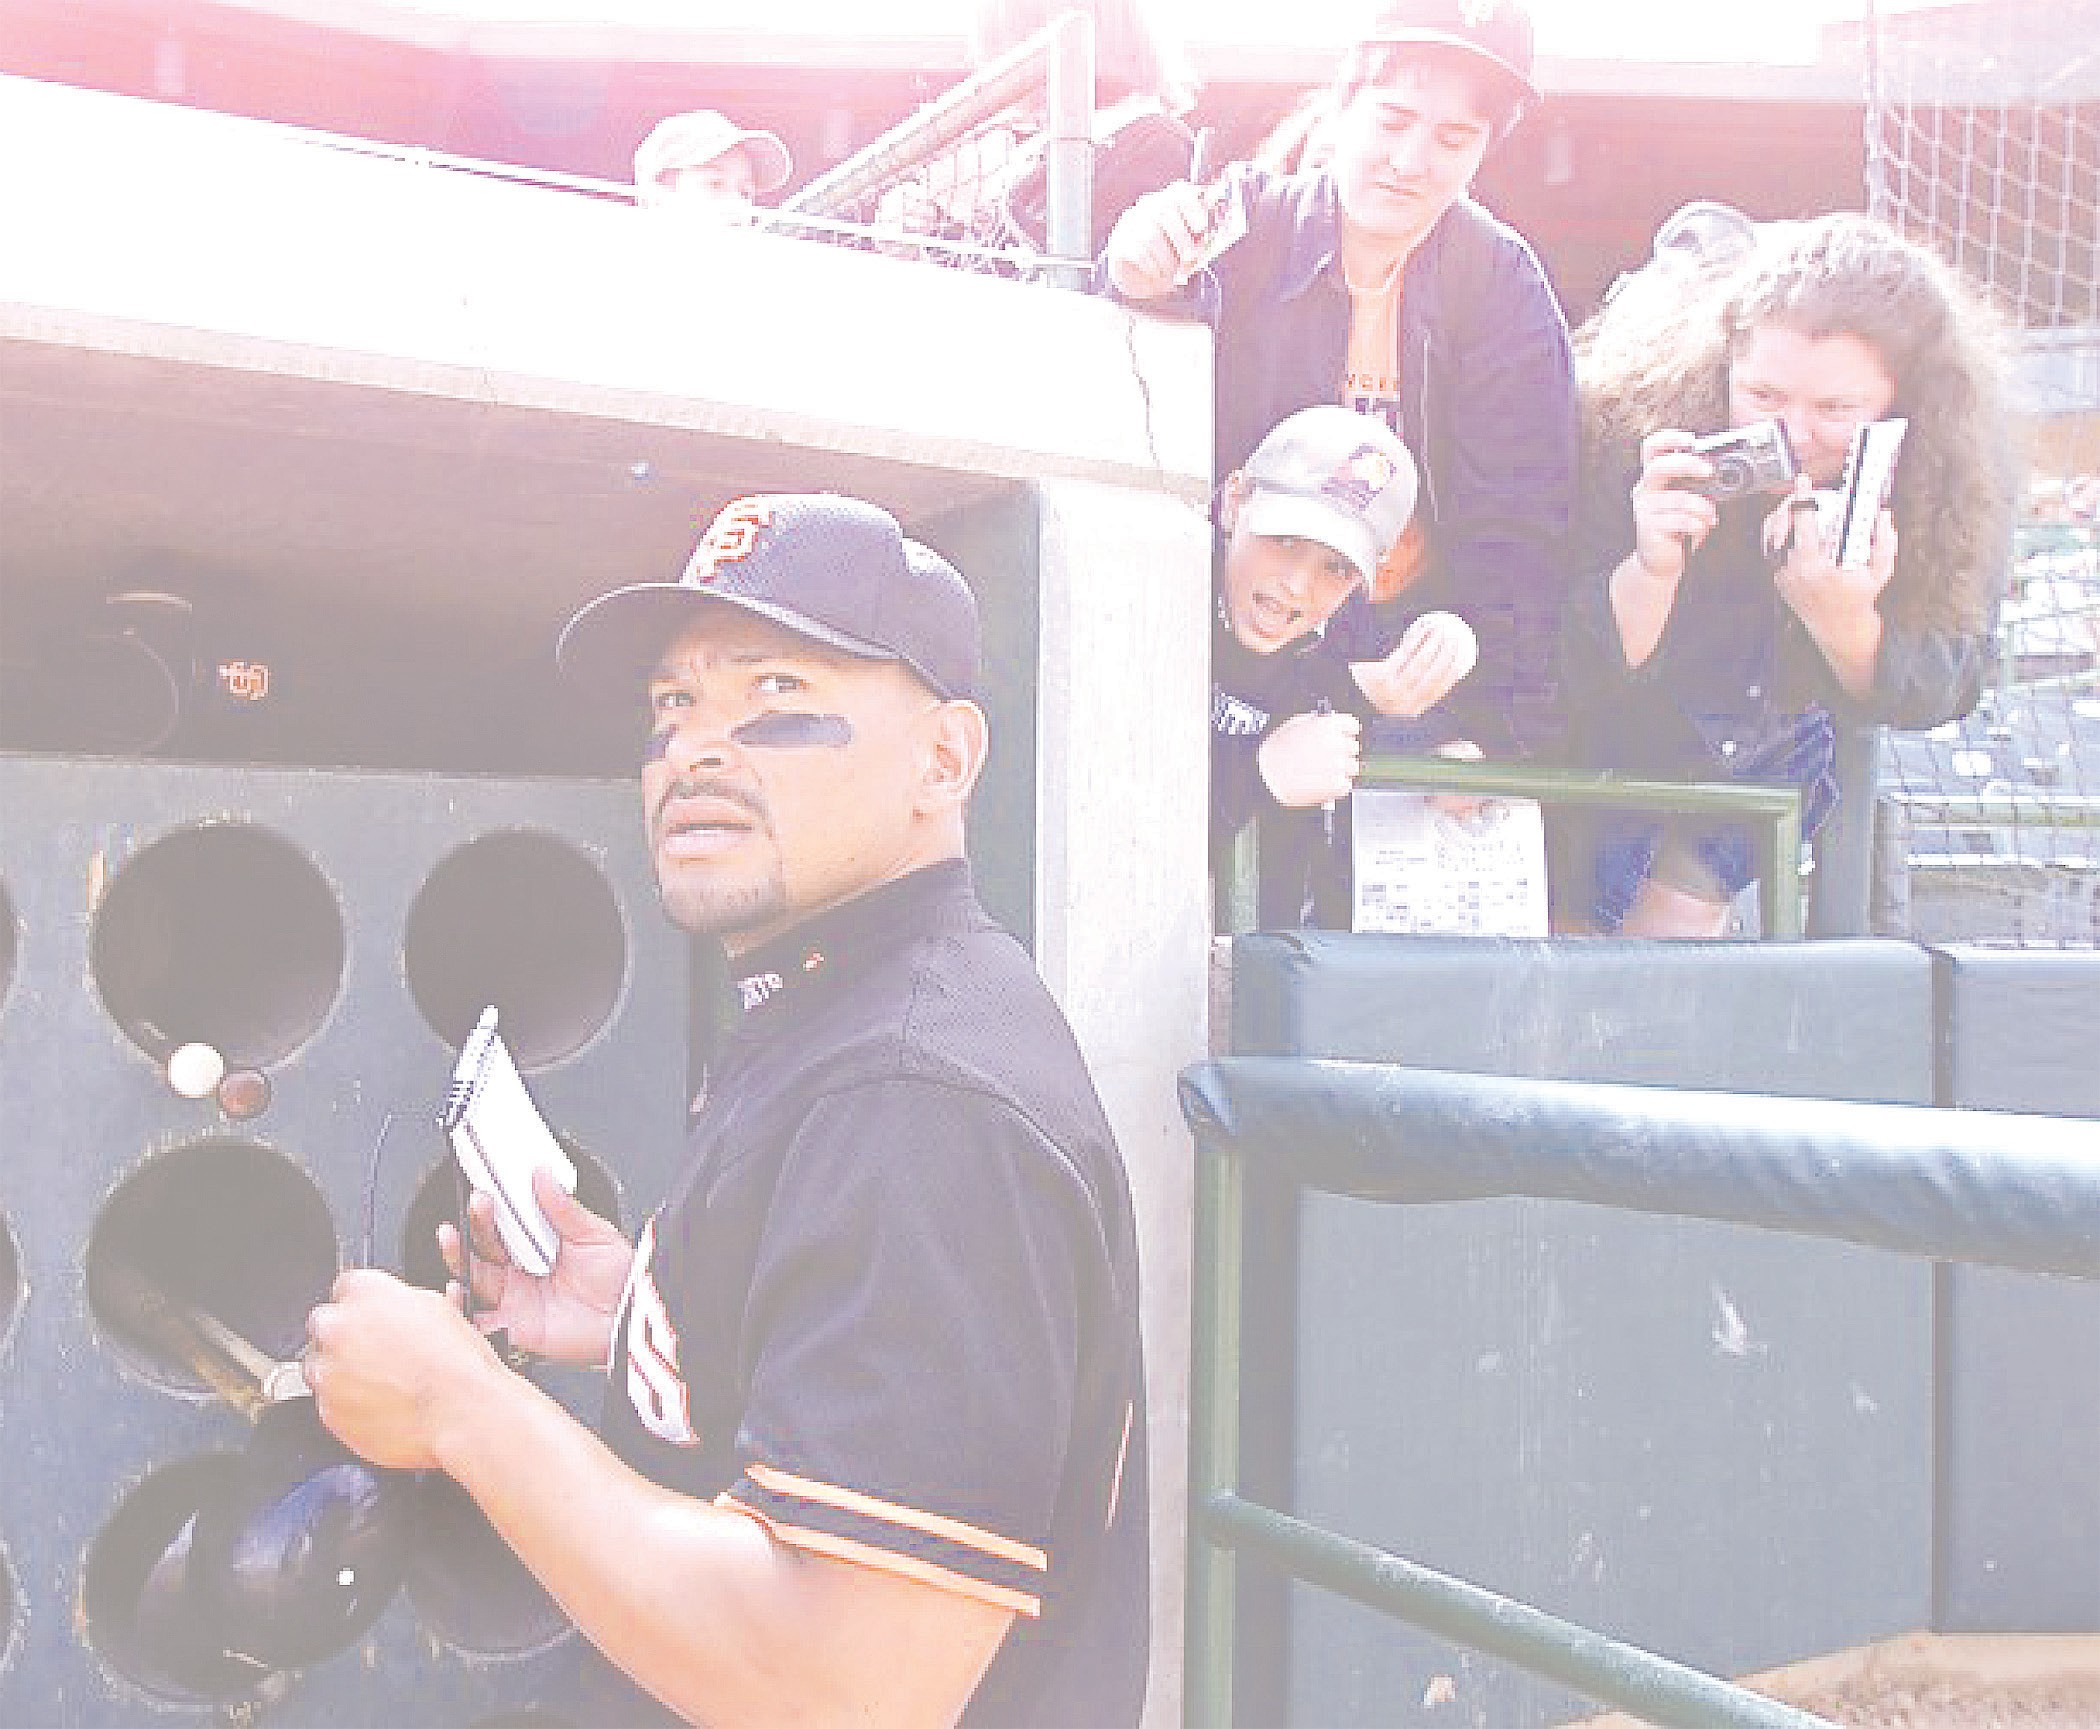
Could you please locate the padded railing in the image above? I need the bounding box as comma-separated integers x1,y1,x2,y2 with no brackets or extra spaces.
1179,1058,2100,1726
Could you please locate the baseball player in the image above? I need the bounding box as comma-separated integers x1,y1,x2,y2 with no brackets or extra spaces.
302,495,1150,1727
1212,404,1478,927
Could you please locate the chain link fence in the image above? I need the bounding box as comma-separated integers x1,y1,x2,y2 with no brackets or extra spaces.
774,10,1101,284
1866,0,2100,943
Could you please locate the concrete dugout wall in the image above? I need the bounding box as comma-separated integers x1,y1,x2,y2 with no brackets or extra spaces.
0,74,1214,1725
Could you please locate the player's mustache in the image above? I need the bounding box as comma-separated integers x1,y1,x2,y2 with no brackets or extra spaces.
655,775,771,829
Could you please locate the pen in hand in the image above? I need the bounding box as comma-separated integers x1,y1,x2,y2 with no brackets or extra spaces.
1189,125,1219,191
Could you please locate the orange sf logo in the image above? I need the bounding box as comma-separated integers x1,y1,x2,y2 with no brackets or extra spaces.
1458,0,1499,26
1347,449,1397,494
690,498,774,582
217,661,270,701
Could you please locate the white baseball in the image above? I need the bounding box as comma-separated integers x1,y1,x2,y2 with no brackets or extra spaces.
1419,611,1480,683
167,1041,227,1100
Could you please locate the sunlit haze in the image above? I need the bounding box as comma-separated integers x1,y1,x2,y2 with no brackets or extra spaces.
374,0,1885,65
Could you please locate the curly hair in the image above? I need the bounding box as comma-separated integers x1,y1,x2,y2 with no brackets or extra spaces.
1577,211,2017,637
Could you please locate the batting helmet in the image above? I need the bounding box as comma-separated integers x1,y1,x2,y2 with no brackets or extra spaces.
183,1397,413,1672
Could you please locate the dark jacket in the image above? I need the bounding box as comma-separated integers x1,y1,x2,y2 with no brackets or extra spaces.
1211,585,1457,930
1108,167,1579,755
1563,446,1996,788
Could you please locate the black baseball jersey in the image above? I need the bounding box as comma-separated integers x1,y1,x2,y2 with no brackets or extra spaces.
572,860,1150,1727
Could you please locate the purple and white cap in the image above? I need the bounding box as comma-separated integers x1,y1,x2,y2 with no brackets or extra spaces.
1237,405,1419,584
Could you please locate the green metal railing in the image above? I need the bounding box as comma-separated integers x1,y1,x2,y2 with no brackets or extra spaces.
1230,756,1805,938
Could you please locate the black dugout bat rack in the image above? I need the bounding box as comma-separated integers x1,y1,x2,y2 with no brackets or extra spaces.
0,753,690,1727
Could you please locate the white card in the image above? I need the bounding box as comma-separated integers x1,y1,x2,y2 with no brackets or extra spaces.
1351,791,1548,936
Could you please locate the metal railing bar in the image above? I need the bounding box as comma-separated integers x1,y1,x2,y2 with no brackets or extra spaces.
1983,663,2100,698
1203,1493,1832,1729
1885,792,2100,824
1357,756,1802,818
1355,755,1805,938
1185,1136,1244,1727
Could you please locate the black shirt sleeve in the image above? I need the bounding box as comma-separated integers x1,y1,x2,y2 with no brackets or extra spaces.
725,1079,1090,1619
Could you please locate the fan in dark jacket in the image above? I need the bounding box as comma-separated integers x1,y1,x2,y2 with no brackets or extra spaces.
1100,0,1576,759
1563,211,2015,935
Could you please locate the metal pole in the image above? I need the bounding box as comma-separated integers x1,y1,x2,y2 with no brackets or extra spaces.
1766,773,1805,938
1185,1137,1247,1726
1205,1495,1834,1729
1806,723,1882,937
1041,10,1096,287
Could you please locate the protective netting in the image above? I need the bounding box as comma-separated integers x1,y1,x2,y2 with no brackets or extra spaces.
1866,0,2100,943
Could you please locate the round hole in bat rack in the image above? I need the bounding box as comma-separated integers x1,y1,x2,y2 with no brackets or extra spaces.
89,822,344,1073
405,1472,574,1659
403,830,626,1072
86,1139,338,1400
82,1451,265,1704
399,1139,620,1295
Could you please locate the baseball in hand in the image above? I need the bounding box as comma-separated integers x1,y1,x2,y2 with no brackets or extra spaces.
1416,611,1479,684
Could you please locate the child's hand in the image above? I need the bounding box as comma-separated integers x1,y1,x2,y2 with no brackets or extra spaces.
1428,737,1488,819
1256,710,1362,809
1350,612,1478,718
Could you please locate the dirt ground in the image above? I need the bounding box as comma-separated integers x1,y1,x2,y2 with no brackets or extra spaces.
1574,1635,2100,1727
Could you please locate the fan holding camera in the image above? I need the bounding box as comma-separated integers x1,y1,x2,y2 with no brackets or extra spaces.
1562,210,2016,937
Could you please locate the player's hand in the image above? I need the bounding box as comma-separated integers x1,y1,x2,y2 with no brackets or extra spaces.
1349,612,1479,718
1102,179,1214,298
305,1267,495,1472
1257,709,1361,809
439,1170,634,1370
1629,429,1720,587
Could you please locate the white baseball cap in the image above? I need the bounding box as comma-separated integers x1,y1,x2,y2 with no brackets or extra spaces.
1237,406,1419,583
633,110,791,200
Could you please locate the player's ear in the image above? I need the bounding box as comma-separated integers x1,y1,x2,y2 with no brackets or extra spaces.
918,698,988,815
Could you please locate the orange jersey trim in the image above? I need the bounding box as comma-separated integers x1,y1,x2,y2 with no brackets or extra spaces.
726,1495,1042,1620
745,1463,1048,1574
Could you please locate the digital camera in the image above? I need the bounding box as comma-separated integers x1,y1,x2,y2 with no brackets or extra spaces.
1687,420,1797,502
